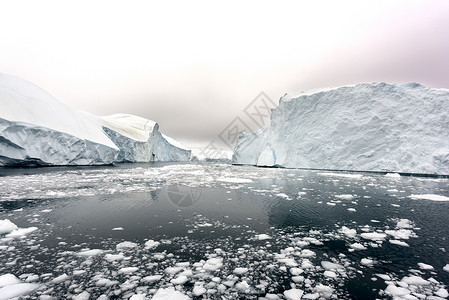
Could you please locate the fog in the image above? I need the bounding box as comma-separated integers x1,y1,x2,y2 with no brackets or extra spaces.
1,0,448,148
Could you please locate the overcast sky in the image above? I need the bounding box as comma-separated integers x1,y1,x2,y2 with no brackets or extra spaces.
1,0,448,148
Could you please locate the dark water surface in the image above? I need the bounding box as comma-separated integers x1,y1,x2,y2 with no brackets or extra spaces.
1,163,449,299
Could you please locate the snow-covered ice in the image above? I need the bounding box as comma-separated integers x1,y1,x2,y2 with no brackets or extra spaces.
409,194,449,202
360,232,387,241
284,288,304,299
233,82,449,175
0,72,190,166
0,219,17,234
152,287,190,300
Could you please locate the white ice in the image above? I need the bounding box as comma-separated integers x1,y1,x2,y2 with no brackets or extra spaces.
233,82,449,175
409,194,449,202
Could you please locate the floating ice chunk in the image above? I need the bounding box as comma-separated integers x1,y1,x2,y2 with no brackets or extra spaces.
347,208,357,212
217,178,253,183
323,271,338,278
277,257,298,267
165,267,183,275
417,263,434,270
302,292,320,299
277,193,291,200
339,226,357,238
76,249,104,257
409,194,449,202
193,285,206,296
73,291,90,300
142,275,162,283
264,293,281,299
145,240,160,249
314,284,335,298
376,274,391,281
401,275,430,286
73,270,86,276
176,262,190,268
118,267,138,274
349,243,367,250
301,259,314,269
5,227,38,238
389,240,409,247
152,287,190,300
321,261,344,270
335,194,354,200
292,276,305,283
444,264,449,272
129,294,146,300
326,202,336,206
360,232,387,241
361,258,374,266
396,219,414,229
203,257,223,271
299,249,316,258
52,274,69,284
385,285,411,297
284,288,304,299
171,275,188,285
290,268,304,276
385,173,401,178
104,253,125,262
255,234,271,240
116,241,138,250
385,229,417,240
96,278,117,287
0,274,22,287
233,267,249,275
0,283,40,300
435,288,449,298
235,280,250,292
0,220,18,234
112,227,124,231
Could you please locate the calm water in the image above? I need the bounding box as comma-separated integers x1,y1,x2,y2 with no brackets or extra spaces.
0,163,449,299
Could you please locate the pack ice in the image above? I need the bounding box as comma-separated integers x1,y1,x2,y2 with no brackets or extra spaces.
0,73,190,166
233,82,449,175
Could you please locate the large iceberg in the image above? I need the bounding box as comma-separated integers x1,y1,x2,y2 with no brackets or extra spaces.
100,114,191,162
0,72,190,166
233,82,449,175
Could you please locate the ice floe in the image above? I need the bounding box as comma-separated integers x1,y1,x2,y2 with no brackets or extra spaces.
409,194,449,202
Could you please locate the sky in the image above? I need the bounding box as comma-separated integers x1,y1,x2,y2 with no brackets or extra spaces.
1,0,448,149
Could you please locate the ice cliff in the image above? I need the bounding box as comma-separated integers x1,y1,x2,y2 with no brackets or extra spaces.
100,114,191,163
232,82,449,175
0,73,190,166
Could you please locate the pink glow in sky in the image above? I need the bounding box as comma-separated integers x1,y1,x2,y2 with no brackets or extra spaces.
0,0,448,144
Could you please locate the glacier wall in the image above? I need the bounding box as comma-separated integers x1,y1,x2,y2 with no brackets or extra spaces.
0,118,118,166
153,131,192,162
102,124,191,163
0,72,191,167
233,82,449,175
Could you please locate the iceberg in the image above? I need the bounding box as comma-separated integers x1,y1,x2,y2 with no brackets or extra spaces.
100,114,190,162
233,82,449,175
0,72,190,166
